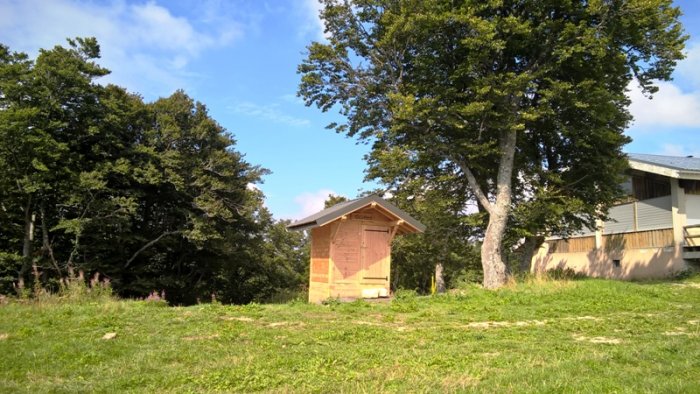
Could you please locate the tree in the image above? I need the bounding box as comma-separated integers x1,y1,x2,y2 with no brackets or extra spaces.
0,38,287,304
298,0,686,288
0,38,110,288
324,194,348,208
366,152,482,292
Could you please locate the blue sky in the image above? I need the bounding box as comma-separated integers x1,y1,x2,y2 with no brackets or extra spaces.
1,0,699,220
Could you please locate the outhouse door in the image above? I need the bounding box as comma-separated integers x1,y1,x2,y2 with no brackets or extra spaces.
361,225,390,283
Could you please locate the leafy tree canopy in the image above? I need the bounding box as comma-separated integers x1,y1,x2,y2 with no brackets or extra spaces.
0,38,307,304
299,0,687,287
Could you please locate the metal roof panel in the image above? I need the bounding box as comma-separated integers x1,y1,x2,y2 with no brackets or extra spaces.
286,194,426,233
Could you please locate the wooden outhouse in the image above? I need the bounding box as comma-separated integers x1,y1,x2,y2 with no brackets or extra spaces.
287,195,425,303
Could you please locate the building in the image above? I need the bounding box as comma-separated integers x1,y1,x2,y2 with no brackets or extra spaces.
532,153,700,279
287,195,425,303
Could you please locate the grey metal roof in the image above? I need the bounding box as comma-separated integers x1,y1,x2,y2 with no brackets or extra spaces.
628,153,700,172
286,194,426,233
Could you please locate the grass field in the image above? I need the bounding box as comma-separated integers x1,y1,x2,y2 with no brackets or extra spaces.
1,276,699,393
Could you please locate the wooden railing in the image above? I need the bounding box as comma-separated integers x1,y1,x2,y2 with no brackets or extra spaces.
547,236,596,254
683,224,700,248
683,225,700,260
602,228,674,251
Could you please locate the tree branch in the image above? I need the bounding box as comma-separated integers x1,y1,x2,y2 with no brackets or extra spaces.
40,201,61,276
452,156,493,215
125,231,181,268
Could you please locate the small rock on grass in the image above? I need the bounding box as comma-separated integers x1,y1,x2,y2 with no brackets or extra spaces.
102,332,117,340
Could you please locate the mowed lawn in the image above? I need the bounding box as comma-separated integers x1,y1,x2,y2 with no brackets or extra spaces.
1,277,699,393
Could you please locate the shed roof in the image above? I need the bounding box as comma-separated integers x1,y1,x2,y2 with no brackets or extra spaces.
628,153,700,180
286,194,426,233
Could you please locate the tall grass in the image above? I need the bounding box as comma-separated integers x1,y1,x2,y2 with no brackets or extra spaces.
14,268,114,304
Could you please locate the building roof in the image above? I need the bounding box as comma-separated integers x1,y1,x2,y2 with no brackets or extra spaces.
286,194,426,233
628,153,700,180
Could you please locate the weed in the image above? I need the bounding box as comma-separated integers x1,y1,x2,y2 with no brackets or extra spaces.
321,297,342,307
391,289,419,312
546,267,587,281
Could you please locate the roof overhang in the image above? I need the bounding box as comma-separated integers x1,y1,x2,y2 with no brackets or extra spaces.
287,195,426,234
628,159,700,180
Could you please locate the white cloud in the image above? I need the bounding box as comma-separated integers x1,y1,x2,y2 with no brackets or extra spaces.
626,40,700,131
292,189,340,219
0,0,244,99
676,43,700,90
627,80,700,129
657,143,700,157
280,93,305,105
230,101,310,127
300,0,326,40
659,143,686,156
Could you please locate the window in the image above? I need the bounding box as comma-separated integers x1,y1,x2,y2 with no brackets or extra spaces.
632,175,670,200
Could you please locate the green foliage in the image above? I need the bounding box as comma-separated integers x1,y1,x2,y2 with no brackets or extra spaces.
0,38,309,304
1,277,699,392
0,253,22,295
546,267,587,281
298,0,687,281
373,181,481,292
323,194,348,208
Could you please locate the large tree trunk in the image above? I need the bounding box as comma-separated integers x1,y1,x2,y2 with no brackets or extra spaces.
435,263,445,293
481,205,509,288
19,196,35,280
40,202,61,276
480,129,517,289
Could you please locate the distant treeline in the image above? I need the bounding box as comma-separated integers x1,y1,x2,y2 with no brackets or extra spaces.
0,38,308,304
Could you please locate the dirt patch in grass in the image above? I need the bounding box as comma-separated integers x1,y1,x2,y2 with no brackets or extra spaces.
671,283,700,292
0,333,8,340
572,334,621,344
353,320,384,327
182,334,220,341
664,326,698,337
221,316,254,322
441,374,479,391
663,331,689,336
569,316,602,321
464,320,547,329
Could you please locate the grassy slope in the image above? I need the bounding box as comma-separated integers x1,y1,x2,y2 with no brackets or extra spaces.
1,277,699,393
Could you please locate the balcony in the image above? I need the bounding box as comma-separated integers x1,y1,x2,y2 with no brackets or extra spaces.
683,225,700,260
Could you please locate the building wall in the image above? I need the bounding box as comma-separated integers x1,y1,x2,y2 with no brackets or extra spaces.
328,218,391,300
532,244,685,279
531,174,693,280
308,226,331,303
603,196,672,234
687,194,700,226
308,205,396,303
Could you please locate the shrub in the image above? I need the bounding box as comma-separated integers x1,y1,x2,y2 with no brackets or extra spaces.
391,289,419,312
546,267,586,281
451,269,483,289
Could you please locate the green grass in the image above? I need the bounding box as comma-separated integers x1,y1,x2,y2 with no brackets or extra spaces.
1,277,699,393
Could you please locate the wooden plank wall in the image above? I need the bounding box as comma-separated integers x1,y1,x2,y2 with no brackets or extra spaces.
332,220,362,282
547,236,596,254
602,228,673,250
362,225,390,281
308,226,331,303
310,226,330,283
